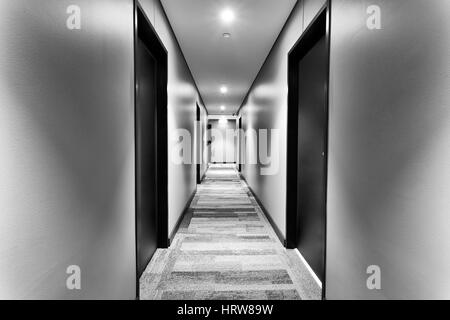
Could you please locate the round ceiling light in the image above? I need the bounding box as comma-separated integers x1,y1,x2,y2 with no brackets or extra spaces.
220,105,226,111
220,8,235,24
220,86,228,94
223,33,231,38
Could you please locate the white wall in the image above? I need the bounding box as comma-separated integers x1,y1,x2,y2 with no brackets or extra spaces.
326,0,450,299
0,0,136,299
241,0,450,299
0,0,205,299
239,0,326,240
139,0,206,235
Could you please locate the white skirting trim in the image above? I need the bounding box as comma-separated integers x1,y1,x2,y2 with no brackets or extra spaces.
294,249,322,288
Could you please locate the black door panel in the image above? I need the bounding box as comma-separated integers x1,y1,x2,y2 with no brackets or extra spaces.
136,39,158,277
296,35,327,282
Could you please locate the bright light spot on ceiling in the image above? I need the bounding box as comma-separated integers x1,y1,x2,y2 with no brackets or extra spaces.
220,86,228,94
220,105,226,111
220,8,235,24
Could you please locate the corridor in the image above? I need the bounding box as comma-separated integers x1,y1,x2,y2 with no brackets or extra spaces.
140,165,321,300
1,0,450,301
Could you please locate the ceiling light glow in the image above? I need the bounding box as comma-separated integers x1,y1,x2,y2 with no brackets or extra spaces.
220,105,226,111
220,8,235,24
220,86,228,94
223,33,231,38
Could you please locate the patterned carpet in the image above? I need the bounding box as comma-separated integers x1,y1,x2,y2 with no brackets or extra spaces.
140,164,321,300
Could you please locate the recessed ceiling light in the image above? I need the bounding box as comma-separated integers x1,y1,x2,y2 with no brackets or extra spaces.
220,105,226,111
223,33,231,38
220,86,228,94
220,8,235,24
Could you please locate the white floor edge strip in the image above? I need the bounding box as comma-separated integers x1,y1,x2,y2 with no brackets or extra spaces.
294,249,322,289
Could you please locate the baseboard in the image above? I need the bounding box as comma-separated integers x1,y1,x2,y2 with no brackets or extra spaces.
199,164,209,182
294,249,322,289
240,174,286,246
168,188,196,245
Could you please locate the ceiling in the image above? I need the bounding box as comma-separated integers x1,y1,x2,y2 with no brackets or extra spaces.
161,0,297,115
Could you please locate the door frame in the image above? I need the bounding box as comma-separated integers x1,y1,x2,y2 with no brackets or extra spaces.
285,1,331,300
238,117,242,172
134,1,168,298
196,103,201,184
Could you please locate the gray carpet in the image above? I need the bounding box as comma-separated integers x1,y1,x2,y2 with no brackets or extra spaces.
140,164,321,300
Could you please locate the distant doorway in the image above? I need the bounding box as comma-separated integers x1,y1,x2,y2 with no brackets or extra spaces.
135,3,168,296
238,117,242,172
286,2,330,299
196,103,201,184
209,118,237,164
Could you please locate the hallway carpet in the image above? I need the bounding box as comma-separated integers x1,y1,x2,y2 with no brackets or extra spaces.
140,164,321,300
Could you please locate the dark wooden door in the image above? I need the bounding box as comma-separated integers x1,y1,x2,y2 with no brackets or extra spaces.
296,34,327,282
196,104,201,184
238,118,242,172
136,39,158,277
